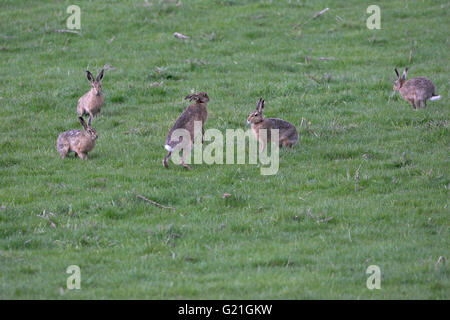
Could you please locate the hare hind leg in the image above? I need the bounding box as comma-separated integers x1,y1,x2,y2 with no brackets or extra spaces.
413,99,420,110
412,93,421,110
181,162,192,170
280,139,292,148
421,99,426,109
77,104,89,118
163,152,171,168
57,141,70,159
181,142,193,170
59,146,69,159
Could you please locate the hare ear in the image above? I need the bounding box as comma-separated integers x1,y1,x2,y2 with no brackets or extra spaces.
402,68,408,80
185,94,197,102
260,99,265,111
86,70,94,83
256,98,263,111
96,69,104,82
79,116,88,130
394,68,400,78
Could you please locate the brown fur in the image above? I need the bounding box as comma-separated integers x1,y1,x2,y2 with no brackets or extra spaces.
247,98,298,152
77,69,105,118
163,92,209,169
57,117,98,160
393,68,437,110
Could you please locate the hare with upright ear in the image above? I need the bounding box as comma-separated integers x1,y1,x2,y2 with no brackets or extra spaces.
77,69,105,119
163,92,209,169
57,116,98,160
247,98,298,152
393,68,440,110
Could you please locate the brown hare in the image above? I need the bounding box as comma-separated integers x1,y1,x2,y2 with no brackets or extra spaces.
393,68,440,110
57,116,98,160
77,69,105,119
163,92,209,169
247,98,298,152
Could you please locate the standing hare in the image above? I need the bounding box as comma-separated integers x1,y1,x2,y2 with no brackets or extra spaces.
163,92,209,169
77,69,105,119
57,116,98,160
247,98,298,152
393,68,440,110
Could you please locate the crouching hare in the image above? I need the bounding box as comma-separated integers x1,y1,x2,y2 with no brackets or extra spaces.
247,98,298,152
57,117,98,160
393,68,440,110
163,91,209,170
77,69,105,119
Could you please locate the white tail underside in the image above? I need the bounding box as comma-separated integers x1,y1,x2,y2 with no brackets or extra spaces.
430,95,441,101
165,145,173,152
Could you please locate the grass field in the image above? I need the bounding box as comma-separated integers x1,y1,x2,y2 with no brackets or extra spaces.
0,0,448,299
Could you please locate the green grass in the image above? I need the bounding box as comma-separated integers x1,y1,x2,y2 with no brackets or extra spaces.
0,0,448,299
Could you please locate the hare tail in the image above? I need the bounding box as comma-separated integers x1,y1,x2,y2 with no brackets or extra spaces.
165,144,173,152
430,95,441,101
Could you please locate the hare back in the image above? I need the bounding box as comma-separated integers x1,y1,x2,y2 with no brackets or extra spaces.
401,77,435,99
252,118,297,143
267,118,297,131
57,130,95,153
58,130,83,142
57,130,80,153
268,118,298,142
165,105,207,147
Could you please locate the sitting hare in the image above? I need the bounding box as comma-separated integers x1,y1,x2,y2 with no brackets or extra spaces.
393,68,440,110
77,69,105,119
247,98,298,152
163,92,209,169
57,116,98,160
